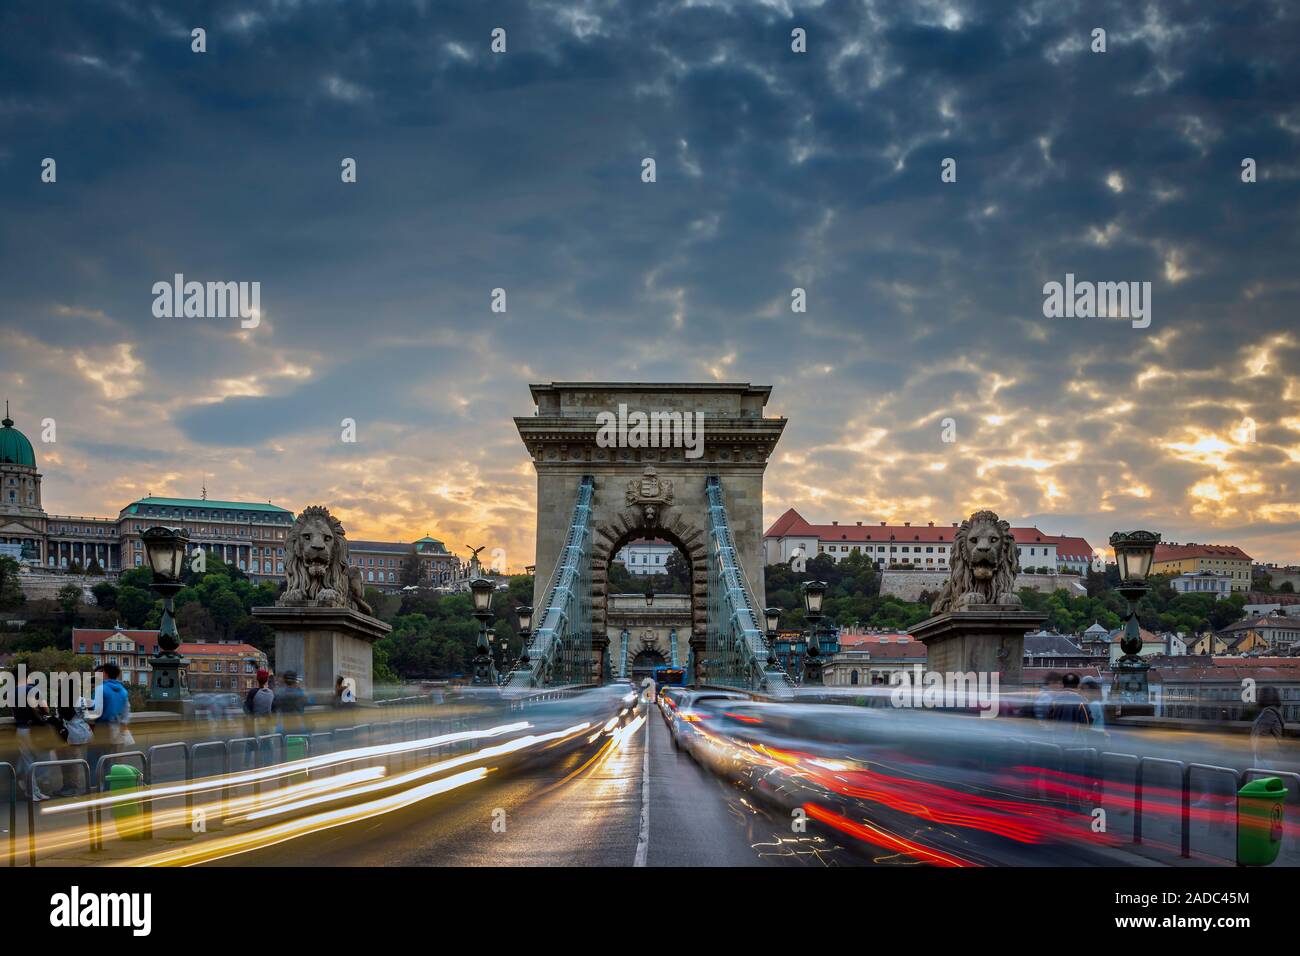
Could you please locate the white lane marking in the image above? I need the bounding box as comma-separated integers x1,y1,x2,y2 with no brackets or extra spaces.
634,707,652,867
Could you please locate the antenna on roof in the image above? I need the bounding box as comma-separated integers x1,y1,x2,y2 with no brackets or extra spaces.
201,475,207,501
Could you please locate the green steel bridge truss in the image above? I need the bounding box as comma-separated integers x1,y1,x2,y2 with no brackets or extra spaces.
510,474,788,694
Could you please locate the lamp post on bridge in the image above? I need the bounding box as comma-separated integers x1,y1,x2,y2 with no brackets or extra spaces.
800,581,839,687
764,606,783,673
515,604,533,673
1109,530,1161,706
469,576,497,686
141,526,192,710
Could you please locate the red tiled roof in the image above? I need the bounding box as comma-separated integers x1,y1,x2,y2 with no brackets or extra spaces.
1155,543,1253,562
1146,655,1300,683
763,508,815,538
1050,535,1095,560
1220,616,1300,632
861,642,929,660
72,628,159,653
73,628,158,641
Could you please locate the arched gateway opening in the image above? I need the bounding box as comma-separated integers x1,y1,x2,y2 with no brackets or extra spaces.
594,524,704,679
515,382,786,686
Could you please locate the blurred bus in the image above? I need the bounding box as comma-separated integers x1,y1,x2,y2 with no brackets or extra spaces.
652,666,687,696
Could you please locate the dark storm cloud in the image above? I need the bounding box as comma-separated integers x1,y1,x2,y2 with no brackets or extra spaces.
0,0,1298,563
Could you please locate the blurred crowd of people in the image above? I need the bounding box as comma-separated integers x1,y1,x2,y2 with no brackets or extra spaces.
11,666,360,802
15,662,131,801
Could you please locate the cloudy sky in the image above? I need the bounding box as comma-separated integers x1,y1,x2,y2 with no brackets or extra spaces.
2,0,1298,568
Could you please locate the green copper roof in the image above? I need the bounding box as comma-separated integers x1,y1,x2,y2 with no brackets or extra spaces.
0,410,36,468
123,496,292,515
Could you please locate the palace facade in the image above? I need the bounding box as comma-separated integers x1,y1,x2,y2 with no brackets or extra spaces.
0,406,464,590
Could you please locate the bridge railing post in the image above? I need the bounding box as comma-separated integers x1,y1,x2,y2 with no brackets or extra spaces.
0,762,14,867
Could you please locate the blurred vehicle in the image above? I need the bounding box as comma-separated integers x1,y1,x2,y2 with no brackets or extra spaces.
664,689,747,755
659,685,691,717
652,666,686,694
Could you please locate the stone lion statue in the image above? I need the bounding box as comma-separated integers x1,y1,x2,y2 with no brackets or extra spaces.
931,509,1022,614
279,505,374,616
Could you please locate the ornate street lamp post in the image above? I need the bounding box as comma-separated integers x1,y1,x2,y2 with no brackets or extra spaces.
801,581,829,686
516,605,533,668
469,576,497,686
141,526,191,708
764,606,782,671
1109,530,1161,706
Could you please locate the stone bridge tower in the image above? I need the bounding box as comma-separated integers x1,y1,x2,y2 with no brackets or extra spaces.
516,383,786,678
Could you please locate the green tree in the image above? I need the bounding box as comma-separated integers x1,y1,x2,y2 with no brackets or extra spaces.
209,590,245,639
9,646,95,675
400,553,422,587
176,601,220,642
0,555,24,610
57,582,83,622
90,581,118,610
663,550,692,593
116,586,156,628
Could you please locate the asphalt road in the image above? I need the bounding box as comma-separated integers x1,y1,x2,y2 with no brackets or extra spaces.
210,703,852,867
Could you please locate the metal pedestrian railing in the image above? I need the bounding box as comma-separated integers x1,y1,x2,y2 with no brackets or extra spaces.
1012,735,1300,865
0,761,15,867
16,707,480,866
27,758,92,868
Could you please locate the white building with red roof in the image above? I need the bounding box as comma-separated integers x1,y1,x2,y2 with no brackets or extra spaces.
763,508,1093,574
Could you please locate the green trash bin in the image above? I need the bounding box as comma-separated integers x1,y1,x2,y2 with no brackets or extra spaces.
285,736,309,784
1237,776,1286,866
105,764,146,841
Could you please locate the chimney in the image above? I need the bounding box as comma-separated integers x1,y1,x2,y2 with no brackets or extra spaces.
904,522,911,527
856,521,862,526
928,521,934,527
880,521,886,527
831,520,838,526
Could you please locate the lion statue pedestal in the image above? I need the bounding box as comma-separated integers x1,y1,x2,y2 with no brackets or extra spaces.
252,505,392,703
910,510,1046,689
911,605,1044,689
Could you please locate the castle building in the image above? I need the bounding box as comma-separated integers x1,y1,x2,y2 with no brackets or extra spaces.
1,404,466,591
347,535,461,590
762,508,1093,574
0,405,47,561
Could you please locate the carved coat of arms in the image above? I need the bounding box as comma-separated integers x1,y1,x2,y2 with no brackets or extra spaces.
626,466,674,524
